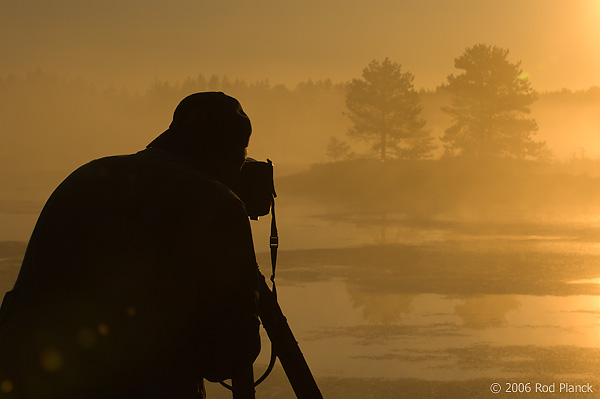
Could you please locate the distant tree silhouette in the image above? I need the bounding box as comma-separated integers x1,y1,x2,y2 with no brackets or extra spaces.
345,58,435,161
441,44,544,159
325,136,351,161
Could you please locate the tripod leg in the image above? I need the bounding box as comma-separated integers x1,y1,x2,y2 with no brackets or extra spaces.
232,364,255,399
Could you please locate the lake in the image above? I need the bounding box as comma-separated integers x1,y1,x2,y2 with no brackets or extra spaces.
223,198,600,398
2,198,600,398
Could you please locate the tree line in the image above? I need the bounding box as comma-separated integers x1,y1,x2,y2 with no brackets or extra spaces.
1,44,598,186
336,44,543,162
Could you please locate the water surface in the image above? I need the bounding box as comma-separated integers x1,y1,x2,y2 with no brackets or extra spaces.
2,199,600,398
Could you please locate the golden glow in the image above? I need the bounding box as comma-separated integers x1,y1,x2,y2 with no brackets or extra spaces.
97,323,110,336
40,347,63,373
518,72,530,83
127,306,137,317
0,380,14,393
2,1,600,394
0,1,598,91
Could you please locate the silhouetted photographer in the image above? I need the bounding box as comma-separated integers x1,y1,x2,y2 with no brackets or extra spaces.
0,92,262,398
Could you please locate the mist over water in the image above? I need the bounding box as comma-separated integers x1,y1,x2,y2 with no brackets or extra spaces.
1,71,600,199
231,196,600,398
3,54,600,399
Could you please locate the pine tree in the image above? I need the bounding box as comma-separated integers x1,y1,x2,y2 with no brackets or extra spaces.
346,58,435,161
441,44,544,159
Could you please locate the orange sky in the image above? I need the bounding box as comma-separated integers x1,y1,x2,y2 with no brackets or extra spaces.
1,0,599,91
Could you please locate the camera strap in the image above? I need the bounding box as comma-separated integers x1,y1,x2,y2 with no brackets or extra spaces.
269,196,279,299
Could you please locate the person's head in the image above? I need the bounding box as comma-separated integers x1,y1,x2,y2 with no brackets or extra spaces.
148,92,251,186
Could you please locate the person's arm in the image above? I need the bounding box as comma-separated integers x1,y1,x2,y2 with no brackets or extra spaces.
197,194,261,382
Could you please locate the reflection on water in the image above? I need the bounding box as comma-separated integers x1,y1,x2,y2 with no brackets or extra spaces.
246,199,600,396
347,282,415,325
570,277,600,285
275,280,600,380
3,198,600,397
454,295,521,330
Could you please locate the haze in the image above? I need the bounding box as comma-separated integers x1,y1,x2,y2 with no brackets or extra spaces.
3,3,600,397
1,0,600,91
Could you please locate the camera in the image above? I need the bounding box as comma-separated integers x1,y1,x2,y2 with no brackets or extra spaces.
232,158,276,220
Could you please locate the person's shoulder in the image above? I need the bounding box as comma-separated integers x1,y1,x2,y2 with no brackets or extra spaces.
58,148,246,215
137,148,246,210
62,153,135,182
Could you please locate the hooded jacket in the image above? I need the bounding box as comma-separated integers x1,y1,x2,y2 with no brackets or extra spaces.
0,148,260,398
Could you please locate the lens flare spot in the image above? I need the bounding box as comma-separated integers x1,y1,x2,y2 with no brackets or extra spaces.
97,323,110,336
518,72,530,82
127,306,136,317
1,380,14,393
40,347,63,372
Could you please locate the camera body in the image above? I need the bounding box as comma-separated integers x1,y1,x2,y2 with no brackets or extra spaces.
232,158,276,220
